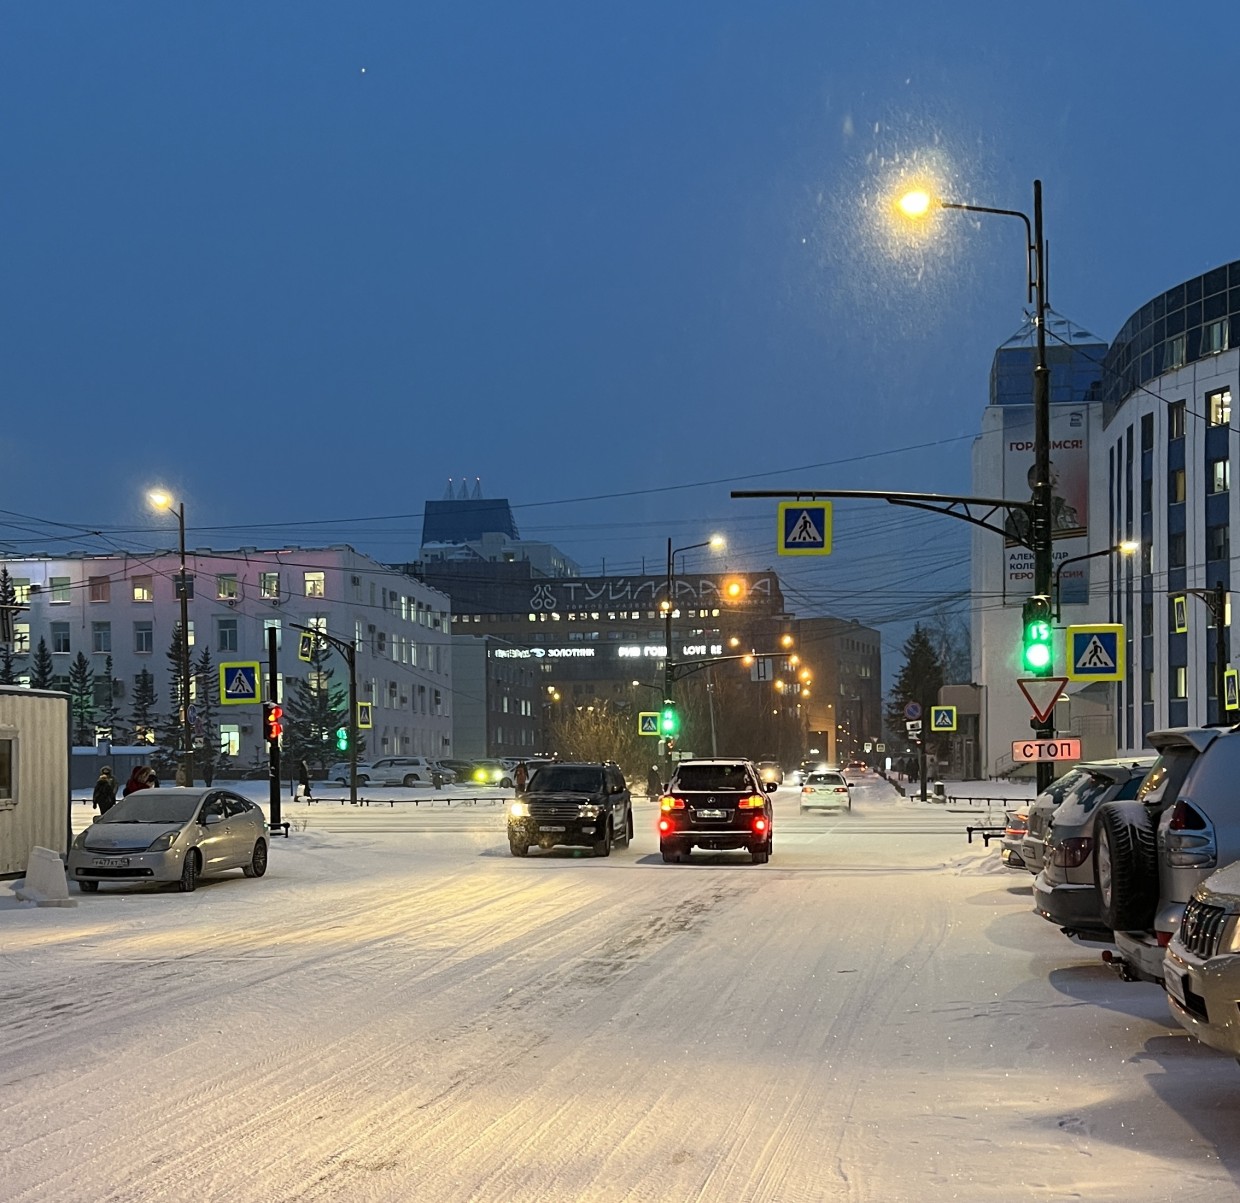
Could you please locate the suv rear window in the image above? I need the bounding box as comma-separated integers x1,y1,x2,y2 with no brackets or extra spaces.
674,763,753,791
1136,748,1199,810
528,766,604,793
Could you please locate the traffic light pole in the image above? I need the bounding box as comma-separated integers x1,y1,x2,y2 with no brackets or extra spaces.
663,538,675,786
267,625,281,829
291,623,359,806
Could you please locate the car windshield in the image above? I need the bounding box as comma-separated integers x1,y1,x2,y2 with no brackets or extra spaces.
99,789,201,824
807,772,845,786
674,764,752,791
529,766,604,793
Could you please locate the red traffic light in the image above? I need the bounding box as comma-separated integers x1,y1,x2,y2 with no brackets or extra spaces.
264,703,284,743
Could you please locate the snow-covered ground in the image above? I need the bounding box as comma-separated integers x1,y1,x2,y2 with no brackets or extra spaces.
2,775,1237,1202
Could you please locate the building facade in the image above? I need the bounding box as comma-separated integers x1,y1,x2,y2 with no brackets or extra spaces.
0,546,453,766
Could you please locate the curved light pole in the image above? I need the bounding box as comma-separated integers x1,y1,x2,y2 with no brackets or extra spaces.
147,489,194,786
900,180,1053,789
1054,541,1140,622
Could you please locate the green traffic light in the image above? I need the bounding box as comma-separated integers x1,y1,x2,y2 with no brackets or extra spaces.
659,705,679,737
335,726,349,752
1022,619,1053,674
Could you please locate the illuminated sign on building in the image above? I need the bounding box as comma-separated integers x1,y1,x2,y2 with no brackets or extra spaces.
493,647,597,659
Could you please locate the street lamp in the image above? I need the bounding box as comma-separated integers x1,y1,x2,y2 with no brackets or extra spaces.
899,179,1053,789
1054,541,1140,622
147,488,194,786
661,534,725,777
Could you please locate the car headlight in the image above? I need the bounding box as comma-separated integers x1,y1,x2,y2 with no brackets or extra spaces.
579,805,600,819
146,830,180,853
509,801,529,818
72,829,89,849
1220,915,1240,954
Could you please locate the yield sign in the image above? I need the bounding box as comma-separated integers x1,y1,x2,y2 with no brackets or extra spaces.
1018,677,1069,724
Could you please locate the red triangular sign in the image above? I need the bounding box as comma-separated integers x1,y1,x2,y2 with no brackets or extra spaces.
1018,677,1069,724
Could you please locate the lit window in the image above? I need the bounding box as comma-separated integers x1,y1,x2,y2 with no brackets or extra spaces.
263,617,282,650
259,572,280,599
1172,667,1187,700
217,574,238,600
11,578,30,604
1169,468,1186,504
132,575,154,602
12,622,29,654
304,571,325,598
1209,387,1232,427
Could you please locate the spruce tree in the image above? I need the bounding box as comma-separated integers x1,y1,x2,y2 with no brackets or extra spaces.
0,567,17,684
194,646,223,780
153,627,190,779
68,651,96,745
283,640,358,771
884,624,946,735
130,668,158,745
29,637,54,689
97,654,125,744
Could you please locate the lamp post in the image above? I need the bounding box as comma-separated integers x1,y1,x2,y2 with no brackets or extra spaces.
661,535,725,780
147,489,194,786
1054,541,1140,622
900,180,1053,789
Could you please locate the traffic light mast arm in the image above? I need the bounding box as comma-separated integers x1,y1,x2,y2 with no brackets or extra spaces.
731,489,1037,548
290,622,359,807
668,649,796,682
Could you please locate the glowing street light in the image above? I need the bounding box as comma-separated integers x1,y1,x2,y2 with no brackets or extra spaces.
147,488,193,786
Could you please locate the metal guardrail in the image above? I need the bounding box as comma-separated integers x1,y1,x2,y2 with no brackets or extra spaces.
965,824,1007,846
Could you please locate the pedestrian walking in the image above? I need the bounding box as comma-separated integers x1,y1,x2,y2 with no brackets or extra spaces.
514,761,529,792
92,766,117,815
647,764,663,799
297,760,313,800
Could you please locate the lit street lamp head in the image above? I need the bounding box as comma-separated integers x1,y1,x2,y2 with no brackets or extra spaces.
897,189,934,218
147,488,175,512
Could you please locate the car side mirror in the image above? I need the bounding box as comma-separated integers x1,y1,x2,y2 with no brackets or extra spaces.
764,781,778,793
202,812,224,826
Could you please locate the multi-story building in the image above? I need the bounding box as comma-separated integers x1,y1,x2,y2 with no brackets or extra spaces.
0,546,453,765
796,616,882,765
1099,261,1240,748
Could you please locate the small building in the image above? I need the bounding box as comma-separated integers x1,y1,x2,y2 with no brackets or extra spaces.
0,686,71,877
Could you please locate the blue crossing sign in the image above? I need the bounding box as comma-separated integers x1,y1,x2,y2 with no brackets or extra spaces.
1066,624,1124,681
638,711,659,736
778,501,832,556
218,661,262,705
930,705,957,731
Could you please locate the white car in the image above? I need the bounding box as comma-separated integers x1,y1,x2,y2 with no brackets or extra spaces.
801,770,852,812
328,760,376,785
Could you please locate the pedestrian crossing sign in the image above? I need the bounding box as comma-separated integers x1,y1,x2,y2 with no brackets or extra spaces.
357,701,373,730
1226,668,1239,713
930,705,957,731
1066,624,1124,681
218,661,262,705
638,711,659,735
778,501,832,556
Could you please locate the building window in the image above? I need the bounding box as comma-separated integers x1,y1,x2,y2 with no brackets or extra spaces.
1169,468,1186,503
11,578,30,604
50,622,70,653
1169,532,1186,568
1172,667,1188,700
1169,401,1186,440
92,622,111,653
89,576,111,603
186,620,195,648
1163,335,1186,371
50,576,70,604
304,571,325,598
217,617,238,652
219,725,240,759
1141,476,1153,513
259,571,280,599
1203,318,1230,355
216,574,239,600
1208,524,1230,562
1209,387,1232,427
132,575,154,602
134,621,153,653
1210,458,1231,494
12,622,29,654
1141,413,1154,451
263,617,282,650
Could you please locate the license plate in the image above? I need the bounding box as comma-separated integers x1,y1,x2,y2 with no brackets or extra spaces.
696,809,727,819
1165,969,1187,1007
539,825,566,833
93,857,129,867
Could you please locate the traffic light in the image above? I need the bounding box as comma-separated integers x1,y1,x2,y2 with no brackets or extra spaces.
335,726,349,753
660,703,680,738
264,703,284,743
1021,595,1053,676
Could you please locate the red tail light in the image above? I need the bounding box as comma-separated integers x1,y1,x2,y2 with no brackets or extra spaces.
737,795,766,809
658,817,671,833
754,817,768,833
660,796,686,811
1005,810,1028,838
1157,930,1172,948
1051,837,1093,868
1168,801,1207,830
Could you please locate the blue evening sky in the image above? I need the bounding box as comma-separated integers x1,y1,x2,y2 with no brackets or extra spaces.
3,3,1234,652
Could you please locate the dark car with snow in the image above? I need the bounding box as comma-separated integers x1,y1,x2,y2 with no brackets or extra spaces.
658,757,775,864
507,762,633,857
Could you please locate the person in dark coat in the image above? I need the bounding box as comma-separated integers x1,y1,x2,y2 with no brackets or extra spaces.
298,760,312,800
647,764,663,798
93,766,117,815
514,761,529,793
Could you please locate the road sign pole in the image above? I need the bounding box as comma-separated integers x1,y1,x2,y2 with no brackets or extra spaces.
267,625,281,829
1217,581,1227,726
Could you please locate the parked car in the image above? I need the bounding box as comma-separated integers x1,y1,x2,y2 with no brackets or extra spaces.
1000,807,1031,870
507,762,632,857
469,759,514,787
1018,766,1092,876
1031,757,1156,937
328,761,376,786
800,769,851,812
68,787,268,893
364,756,448,786
1164,860,1240,1057
1093,727,1223,983
756,760,784,786
658,757,775,865
438,758,478,781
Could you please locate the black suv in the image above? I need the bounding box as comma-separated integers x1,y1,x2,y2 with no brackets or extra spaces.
507,762,633,857
658,758,775,864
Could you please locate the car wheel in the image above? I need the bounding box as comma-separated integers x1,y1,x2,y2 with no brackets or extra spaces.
178,851,200,893
624,810,635,845
334,776,347,785
594,821,613,857
501,777,513,789
661,845,682,864
751,846,770,865
78,879,99,893
403,774,420,787
509,837,529,857
357,775,370,786
242,839,268,878
1094,801,1159,931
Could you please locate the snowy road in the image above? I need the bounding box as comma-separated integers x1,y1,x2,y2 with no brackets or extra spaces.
3,777,1239,1202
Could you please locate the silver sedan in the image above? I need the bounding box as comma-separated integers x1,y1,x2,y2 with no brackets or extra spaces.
68,787,269,893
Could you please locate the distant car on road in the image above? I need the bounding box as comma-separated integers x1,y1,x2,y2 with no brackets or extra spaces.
469,759,514,787
756,760,784,786
800,769,851,812
507,762,632,857
68,787,268,893
659,758,775,865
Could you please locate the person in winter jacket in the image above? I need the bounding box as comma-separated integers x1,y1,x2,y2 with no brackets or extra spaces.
123,766,154,797
93,766,117,814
